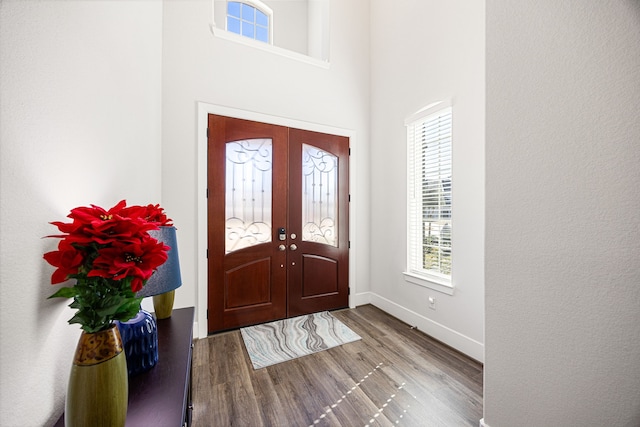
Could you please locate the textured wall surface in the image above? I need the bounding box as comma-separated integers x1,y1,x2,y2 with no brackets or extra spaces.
485,1,640,425
0,1,162,425
369,0,486,360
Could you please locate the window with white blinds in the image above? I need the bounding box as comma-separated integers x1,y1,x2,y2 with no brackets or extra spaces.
406,102,452,286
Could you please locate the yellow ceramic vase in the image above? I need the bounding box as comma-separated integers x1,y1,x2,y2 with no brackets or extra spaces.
65,325,128,427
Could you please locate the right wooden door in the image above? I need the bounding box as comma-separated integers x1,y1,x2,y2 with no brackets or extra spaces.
286,128,350,317
207,115,349,333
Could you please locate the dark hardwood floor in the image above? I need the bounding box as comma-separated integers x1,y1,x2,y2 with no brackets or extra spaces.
192,304,483,426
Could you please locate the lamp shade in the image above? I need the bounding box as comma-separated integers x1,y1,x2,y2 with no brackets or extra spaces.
137,226,182,298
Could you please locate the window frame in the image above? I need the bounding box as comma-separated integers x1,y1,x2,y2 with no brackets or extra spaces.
225,0,273,44
403,100,454,295
210,0,330,68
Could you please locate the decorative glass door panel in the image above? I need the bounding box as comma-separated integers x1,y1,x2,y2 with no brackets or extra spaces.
301,143,338,247
225,138,273,253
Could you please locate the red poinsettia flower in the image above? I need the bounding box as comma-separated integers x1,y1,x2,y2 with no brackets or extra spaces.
48,202,164,246
47,200,125,239
88,236,169,292
45,200,174,332
129,277,146,294
120,203,173,226
48,200,127,235
43,239,84,284
68,199,127,225
83,216,158,246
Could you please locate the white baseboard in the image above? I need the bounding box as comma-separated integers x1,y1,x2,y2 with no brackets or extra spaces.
479,418,490,427
357,292,484,363
193,321,199,339
351,291,373,307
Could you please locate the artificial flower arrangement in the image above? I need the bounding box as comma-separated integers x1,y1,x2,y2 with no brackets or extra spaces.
44,200,173,333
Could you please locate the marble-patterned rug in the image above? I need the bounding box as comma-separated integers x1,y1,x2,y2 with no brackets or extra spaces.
240,311,361,370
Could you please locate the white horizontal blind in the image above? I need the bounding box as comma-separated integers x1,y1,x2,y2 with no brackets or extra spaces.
407,106,452,280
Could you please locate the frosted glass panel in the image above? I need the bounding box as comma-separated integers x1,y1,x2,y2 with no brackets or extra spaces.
302,143,338,246
226,139,272,253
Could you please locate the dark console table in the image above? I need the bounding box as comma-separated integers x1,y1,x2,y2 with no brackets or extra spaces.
55,307,195,427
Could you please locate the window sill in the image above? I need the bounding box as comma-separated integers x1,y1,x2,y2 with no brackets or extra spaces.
210,25,330,69
402,272,454,295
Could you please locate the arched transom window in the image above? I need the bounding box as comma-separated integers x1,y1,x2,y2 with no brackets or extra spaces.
226,1,272,44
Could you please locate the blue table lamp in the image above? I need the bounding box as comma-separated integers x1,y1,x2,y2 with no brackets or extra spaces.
137,226,182,319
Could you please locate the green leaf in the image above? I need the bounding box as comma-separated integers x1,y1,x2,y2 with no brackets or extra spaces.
95,300,126,317
68,311,89,327
48,287,78,299
112,298,143,322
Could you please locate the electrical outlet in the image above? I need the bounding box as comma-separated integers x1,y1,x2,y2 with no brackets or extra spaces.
428,296,436,310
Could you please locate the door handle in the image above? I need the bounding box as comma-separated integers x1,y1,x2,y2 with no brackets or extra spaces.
278,244,286,251
289,244,298,251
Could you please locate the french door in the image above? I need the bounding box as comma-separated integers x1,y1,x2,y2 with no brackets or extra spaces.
207,115,349,333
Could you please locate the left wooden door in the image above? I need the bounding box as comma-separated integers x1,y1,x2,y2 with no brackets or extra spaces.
207,115,289,331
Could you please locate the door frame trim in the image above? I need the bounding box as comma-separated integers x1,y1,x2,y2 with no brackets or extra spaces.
196,102,359,338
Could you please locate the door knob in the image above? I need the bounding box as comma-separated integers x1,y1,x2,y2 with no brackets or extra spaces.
289,244,298,251
278,244,286,251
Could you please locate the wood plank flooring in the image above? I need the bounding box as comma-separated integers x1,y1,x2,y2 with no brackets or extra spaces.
192,304,483,426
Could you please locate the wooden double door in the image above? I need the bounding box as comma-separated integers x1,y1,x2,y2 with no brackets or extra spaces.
207,115,349,333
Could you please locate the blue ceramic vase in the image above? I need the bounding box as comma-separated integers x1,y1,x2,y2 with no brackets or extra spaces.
116,310,158,376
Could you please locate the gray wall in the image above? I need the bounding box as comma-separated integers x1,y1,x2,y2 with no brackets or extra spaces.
484,1,640,425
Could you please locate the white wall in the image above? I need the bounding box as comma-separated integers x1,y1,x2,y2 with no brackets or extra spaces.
268,0,308,55
484,1,640,425
0,1,163,425
369,1,485,361
160,0,371,337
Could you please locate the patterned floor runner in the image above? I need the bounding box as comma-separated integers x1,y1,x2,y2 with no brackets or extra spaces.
240,311,361,370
